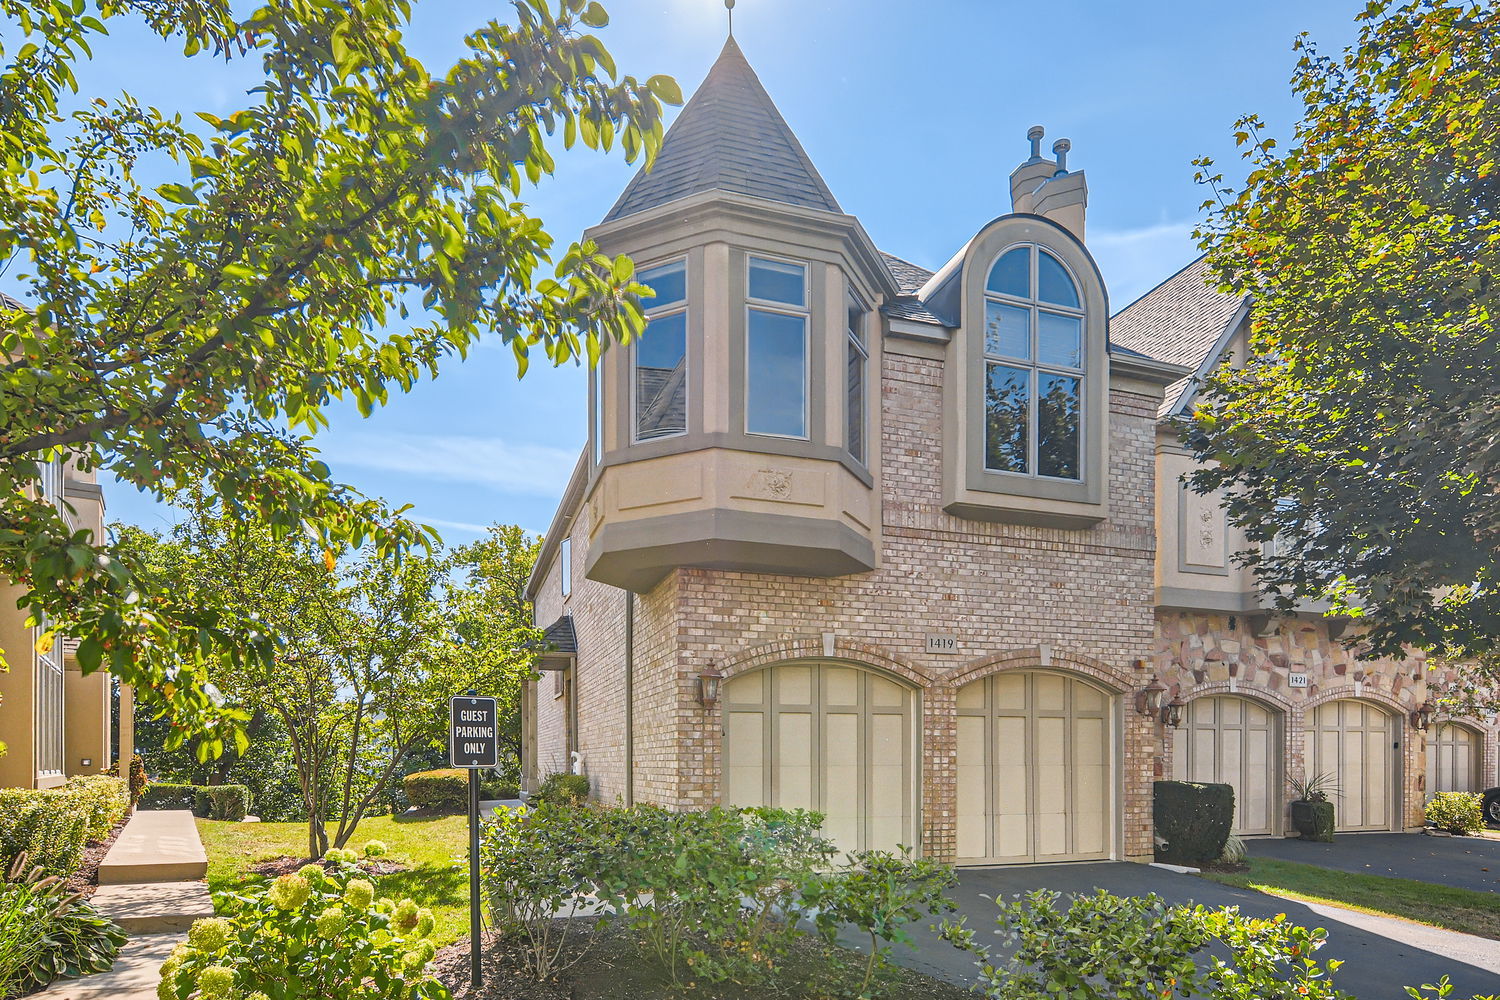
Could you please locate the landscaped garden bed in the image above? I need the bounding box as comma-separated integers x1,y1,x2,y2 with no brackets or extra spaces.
432,923,970,1000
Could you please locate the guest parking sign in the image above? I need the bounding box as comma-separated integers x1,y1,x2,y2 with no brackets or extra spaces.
449,695,498,768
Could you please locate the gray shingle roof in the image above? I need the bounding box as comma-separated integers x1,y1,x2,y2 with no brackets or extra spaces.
1110,255,1247,415
603,37,841,223
878,252,947,326
540,615,576,655
1,291,25,311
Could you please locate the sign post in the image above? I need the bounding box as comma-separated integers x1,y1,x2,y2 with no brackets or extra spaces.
450,690,498,990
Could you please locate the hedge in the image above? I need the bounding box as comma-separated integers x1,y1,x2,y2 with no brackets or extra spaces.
403,769,468,812
0,775,130,877
1153,780,1234,866
138,782,197,812
533,772,590,807
138,782,252,820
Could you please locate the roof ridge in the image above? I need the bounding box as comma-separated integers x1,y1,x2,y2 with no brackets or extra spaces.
1111,252,1208,320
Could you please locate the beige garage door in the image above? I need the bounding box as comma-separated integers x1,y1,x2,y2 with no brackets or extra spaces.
722,662,915,855
1308,700,1396,832
956,672,1113,864
1173,696,1279,836
1427,723,1481,794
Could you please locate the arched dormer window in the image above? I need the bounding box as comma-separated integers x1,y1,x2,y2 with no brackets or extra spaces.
982,245,1084,481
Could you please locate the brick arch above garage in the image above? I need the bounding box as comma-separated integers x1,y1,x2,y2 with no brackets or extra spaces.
941,646,1140,694
717,636,933,689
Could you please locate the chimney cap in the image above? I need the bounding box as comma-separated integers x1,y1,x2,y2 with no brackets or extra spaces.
1026,125,1046,163
1051,138,1071,175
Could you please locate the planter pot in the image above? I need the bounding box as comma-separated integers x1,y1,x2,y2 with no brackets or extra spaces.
1290,800,1335,842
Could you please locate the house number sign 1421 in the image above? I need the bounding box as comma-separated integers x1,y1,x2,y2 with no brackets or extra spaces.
1288,672,1310,689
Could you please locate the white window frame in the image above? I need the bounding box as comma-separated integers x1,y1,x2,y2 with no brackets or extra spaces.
845,287,869,466
559,537,571,598
631,257,689,445
981,244,1086,483
591,371,604,466
744,253,811,441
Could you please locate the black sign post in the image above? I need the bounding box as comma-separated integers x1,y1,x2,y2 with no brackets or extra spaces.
450,691,498,990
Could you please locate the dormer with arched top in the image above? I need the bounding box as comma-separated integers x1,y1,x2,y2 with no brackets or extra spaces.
580,38,896,593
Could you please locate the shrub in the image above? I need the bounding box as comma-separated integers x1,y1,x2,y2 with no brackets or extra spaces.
1425,791,1484,835
0,853,127,998
481,803,839,986
160,867,448,1000
801,849,958,998
0,776,131,878
942,889,1351,1000
1218,833,1248,865
138,783,198,812
478,773,519,800
532,772,589,807
1154,780,1234,866
402,769,468,813
128,754,149,805
193,785,252,822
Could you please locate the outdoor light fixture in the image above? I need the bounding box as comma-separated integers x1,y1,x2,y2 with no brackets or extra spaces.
1164,695,1186,730
1410,700,1435,732
1135,678,1166,718
697,668,723,709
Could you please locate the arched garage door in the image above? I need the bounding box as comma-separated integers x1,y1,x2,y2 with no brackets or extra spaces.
1173,696,1279,836
956,672,1114,864
722,662,915,855
1308,700,1396,832
1427,723,1482,794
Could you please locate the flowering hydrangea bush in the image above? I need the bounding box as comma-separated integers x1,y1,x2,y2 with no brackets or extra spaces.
158,866,447,1000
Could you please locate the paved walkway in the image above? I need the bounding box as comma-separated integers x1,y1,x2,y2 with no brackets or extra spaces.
1250,832,1500,894
41,809,213,1000
878,862,1500,1000
98,810,207,884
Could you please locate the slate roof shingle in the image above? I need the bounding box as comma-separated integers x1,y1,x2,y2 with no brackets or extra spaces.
878,252,947,327
540,615,577,655
604,37,842,223
1109,255,1247,416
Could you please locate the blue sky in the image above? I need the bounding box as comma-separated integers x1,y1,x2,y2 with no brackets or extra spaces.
48,0,1366,542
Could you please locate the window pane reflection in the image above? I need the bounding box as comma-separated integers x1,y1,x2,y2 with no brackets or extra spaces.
985,300,1030,360
1038,312,1082,369
748,309,807,437
985,363,1029,473
635,312,687,440
1038,373,1081,479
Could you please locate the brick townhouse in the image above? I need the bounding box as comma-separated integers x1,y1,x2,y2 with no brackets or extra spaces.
520,38,1497,864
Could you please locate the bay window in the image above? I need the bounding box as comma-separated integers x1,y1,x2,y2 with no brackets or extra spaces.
746,256,809,439
634,259,688,442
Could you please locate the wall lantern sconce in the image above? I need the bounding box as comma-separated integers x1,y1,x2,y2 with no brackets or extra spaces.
698,669,723,710
1410,700,1435,732
1164,694,1186,730
1134,678,1166,719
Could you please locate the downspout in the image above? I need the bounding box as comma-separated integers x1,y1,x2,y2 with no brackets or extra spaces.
624,591,635,806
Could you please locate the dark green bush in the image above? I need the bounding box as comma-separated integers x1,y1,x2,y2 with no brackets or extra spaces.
194,785,252,822
1153,780,1234,866
479,773,519,800
403,769,468,812
0,777,130,878
532,772,590,807
0,853,127,996
138,782,198,812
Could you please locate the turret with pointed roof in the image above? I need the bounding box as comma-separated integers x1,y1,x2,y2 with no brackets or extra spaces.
603,37,841,223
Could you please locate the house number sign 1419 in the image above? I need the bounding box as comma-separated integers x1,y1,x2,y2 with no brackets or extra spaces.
1288,672,1310,689
926,635,958,654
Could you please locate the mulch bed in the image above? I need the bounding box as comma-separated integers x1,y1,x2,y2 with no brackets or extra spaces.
1198,861,1250,874
250,856,408,878
432,921,972,1000
65,815,131,899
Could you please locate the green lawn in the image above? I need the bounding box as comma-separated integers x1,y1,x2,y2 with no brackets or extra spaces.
195,813,472,944
1203,858,1500,940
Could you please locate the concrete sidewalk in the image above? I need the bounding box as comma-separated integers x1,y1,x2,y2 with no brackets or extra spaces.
98,810,207,884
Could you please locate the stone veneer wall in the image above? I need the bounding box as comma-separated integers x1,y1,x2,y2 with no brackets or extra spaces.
1154,613,1500,829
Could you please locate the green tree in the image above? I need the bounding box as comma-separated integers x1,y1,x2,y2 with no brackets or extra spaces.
1188,0,1500,693
120,499,531,856
448,524,543,776
0,0,675,750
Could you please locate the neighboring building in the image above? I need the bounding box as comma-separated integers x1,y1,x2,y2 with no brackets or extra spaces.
521,39,1494,863
0,291,130,789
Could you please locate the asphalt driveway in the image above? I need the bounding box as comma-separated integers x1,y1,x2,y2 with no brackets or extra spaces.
1249,832,1500,893
879,862,1500,1000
